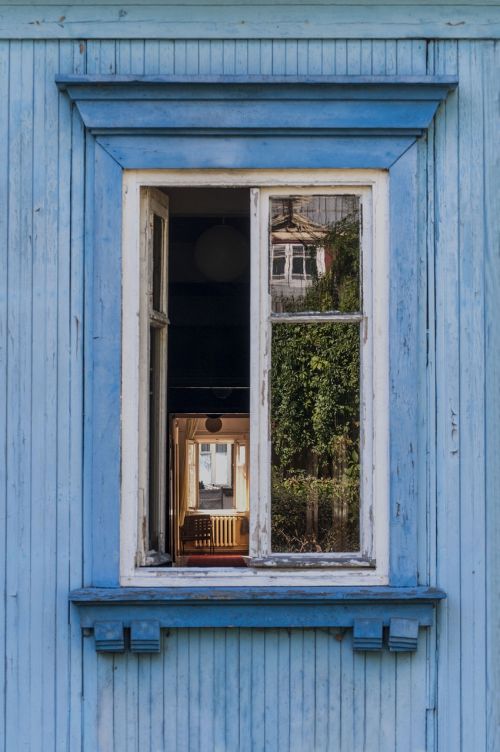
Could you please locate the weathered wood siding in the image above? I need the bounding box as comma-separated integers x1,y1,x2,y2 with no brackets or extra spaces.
0,33,498,751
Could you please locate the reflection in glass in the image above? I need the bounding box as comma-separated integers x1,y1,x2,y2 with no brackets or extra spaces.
270,322,360,553
269,195,361,314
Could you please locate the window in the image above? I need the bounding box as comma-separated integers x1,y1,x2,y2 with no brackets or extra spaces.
121,171,389,586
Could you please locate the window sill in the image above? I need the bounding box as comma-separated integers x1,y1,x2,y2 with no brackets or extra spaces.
247,554,375,568
71,586,445,653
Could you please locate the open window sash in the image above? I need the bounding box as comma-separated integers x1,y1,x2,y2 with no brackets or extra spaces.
138,187,170,566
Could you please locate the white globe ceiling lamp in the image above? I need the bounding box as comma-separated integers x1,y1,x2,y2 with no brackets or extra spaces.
194,224,248,282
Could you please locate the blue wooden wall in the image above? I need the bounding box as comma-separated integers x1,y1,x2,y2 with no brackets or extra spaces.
0,17,499,752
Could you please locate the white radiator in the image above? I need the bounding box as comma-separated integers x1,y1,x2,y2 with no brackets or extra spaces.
211,515,237,547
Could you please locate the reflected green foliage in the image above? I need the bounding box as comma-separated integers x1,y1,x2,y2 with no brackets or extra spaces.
314,211,361,312
271,320,360,553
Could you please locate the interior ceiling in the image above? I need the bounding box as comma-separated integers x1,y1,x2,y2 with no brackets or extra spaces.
161,187,250,217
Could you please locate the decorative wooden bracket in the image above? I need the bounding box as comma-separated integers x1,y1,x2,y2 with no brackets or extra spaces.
352,619,384,652
388,617,420,652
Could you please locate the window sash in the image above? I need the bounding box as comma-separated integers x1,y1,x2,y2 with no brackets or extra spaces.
251,185,376,565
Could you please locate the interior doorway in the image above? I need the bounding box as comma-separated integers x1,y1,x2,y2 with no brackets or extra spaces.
165,188,251,566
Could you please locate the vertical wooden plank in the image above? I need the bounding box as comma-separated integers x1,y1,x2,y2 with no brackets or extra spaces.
378,650,396,751
223,40,236,74
276,630,290,752
289,631,304,752
385,40,397,74
339,633,354,752
410,638,428,751
68,37,86,752
272,39,286,75
485,39,500,752
364,653,382,752
163,630,178,752
116,40,132,73
296,39,308,75
394,654,413,750
259,39,272,74
250,630,266,752
433,39,462,752
186,40,200,75
302,630,316,750
210,40,223,75
238,629,252,752
149,648,164,752
112,653,128,752
130,40,145,73
457,40,487,752
247,40,260,74
335,40,347,74
145,40,160,74
263,631,279,752
159,40,175,74
360,40,373,74
352,652,365,752
199,629,215,752
31,38,62,752
55,39,77,752
30,38,48,748
96,655,115,752
346,40,361,74
411,39,427,75
396,40,413,74
0,40,9,752
321,40,335,75
138,655,152,752
313,629,329,751
371,40,387,75
5,40,34,752
174,40,187,75
125,652,139,751
235,40,248,74
224,629,240,751
98,40,116,73
327,631,341,751
213,630,226,752
174,629,190,752
85,40,100,74
175,630,190,752
82,635,98,752
307,40,322,75
284,39,298,75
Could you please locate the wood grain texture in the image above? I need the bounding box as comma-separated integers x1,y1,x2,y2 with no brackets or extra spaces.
0,33,498,752
0,5,499,40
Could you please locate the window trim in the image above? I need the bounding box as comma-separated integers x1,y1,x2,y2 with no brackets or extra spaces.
56,74,456,590
120,168,389,587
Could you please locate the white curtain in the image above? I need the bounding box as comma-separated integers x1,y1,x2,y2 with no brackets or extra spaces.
178,418,198,528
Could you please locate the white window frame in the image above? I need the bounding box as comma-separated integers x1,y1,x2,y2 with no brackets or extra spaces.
120,169,389,587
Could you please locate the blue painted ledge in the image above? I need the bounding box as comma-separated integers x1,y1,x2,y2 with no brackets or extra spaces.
70,586,445,630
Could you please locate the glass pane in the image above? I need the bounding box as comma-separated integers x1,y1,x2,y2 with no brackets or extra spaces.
152,214,164,312
269,195,361,314
270,322,360,553
148,326,161,549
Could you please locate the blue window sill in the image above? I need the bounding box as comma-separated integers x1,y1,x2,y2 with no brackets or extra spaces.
71,586,445,653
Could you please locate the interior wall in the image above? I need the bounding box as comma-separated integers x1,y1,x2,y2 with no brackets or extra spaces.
0,34,498,751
